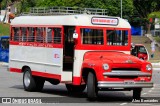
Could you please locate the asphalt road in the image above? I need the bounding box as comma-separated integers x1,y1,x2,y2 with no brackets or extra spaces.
0,66,160,106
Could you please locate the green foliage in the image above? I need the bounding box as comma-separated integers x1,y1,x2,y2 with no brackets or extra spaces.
148,11,160,19
34,0,133,19
154,36,160,43
0,23,10,36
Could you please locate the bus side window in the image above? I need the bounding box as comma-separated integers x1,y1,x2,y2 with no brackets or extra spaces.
21,27,27,42
107,30,128,46
81,28,103,45
13,27,20,41
28,27,35,42
54,28,61,44
47,28,53,43
36,27,45,43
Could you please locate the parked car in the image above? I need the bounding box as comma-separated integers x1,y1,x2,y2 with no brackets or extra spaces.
0,36,9,63
131,44,149,61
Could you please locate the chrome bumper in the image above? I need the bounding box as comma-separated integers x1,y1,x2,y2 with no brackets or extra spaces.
98,81,153,88
103,71,151,77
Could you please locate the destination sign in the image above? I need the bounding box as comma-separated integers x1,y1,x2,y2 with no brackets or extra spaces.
91,17,119,25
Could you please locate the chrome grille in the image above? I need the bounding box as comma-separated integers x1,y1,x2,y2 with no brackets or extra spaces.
111,68,140,72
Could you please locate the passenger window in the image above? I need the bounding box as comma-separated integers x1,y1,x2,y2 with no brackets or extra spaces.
54,28,61,44
13,27,20,41
107,30,128,46
81,28,103,45
28,27,35,42
47,28,53,43
21,27,27,42
36,27,45,43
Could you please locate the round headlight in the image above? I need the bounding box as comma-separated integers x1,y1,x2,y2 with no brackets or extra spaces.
146,64,152,71
103,64,109,70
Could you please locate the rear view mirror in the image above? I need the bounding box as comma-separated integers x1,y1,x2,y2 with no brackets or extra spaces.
73,33,78,39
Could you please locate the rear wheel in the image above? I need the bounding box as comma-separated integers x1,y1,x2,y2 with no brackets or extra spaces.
23,68,45,92
66,84,86,93
133,88,142,100
87,72,98,100
23,68,36,91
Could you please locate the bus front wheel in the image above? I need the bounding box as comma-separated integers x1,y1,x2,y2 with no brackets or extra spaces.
87,72,98,100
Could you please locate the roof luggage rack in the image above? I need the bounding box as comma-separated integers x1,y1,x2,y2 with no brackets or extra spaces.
22,7,108,16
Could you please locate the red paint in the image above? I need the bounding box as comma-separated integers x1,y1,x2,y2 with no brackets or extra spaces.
10,68,61,80
75,26,131,51
32,71,61,80
72,77,81,85
10,68,22,73
138,53,148,61
54,54,60,58
82,51,152,82
10,41,63,48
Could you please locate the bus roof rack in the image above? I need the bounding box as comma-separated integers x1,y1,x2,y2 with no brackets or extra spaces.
22,7,108,16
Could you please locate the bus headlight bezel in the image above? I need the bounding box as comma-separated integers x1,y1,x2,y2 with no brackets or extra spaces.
103,64,109,70
146,64,152,71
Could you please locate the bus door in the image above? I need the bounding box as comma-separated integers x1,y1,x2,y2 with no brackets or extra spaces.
0,36,9,63
63,26,75,71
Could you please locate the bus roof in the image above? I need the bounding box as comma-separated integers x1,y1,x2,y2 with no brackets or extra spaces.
11,14,131,28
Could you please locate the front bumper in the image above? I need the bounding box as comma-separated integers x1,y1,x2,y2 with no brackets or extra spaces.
98,81,153,88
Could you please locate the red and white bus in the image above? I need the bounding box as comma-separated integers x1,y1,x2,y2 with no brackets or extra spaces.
9,11,153,100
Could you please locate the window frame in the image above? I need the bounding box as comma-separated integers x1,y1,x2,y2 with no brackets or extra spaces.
106,28,129,46
80,27,105,46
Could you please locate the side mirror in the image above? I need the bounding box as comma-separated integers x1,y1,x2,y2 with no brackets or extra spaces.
73,33,78,39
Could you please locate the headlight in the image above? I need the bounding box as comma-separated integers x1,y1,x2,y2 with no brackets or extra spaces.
146,64,152,71
103,64,109,70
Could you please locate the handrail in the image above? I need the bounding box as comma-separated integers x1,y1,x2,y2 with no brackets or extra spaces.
22,7,108,16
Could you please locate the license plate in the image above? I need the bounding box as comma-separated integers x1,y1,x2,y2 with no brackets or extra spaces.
124,81,135,84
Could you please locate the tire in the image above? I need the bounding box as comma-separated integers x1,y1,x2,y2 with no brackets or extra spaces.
87,72,98,100
133,88,142,100
66,84,86,93
34,77,45,91
23,68,36,91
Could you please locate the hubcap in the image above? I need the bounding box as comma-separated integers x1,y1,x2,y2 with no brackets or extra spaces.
24,71,31,87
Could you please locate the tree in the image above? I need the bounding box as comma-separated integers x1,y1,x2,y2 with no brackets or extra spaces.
148,11,160,28
133,0,160,34
2,0,8,23
0,0,2,14
34,0,133,19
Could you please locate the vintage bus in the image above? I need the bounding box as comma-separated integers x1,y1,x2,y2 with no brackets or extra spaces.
9,8,153,100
